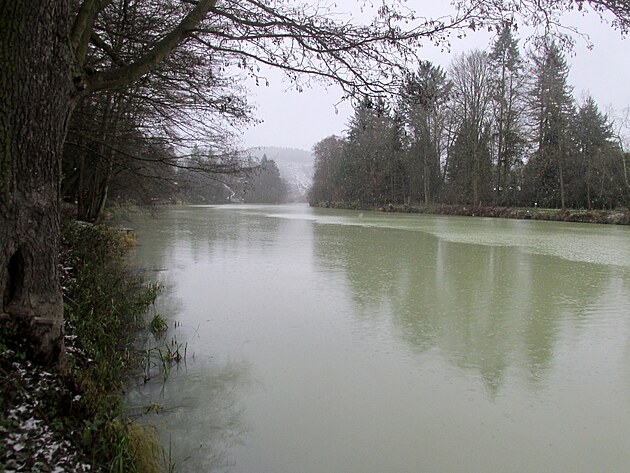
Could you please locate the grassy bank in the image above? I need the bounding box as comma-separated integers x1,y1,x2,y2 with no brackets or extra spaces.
1,221,166,472
314,202,630,225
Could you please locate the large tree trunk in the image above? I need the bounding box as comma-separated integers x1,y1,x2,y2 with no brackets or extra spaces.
1,1,74,365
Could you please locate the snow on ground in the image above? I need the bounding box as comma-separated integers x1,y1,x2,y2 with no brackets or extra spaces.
1,350,93,472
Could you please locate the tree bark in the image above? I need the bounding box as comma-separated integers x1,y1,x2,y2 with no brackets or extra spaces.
1,0,221,364
1,0,74,364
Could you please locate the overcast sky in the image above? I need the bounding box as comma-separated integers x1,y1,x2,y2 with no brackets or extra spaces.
239,1,629,152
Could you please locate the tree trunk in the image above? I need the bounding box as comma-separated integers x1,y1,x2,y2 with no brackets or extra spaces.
77,93,118,223
496,65,506,206
559,160,566,210
472,149,479,206
622,153,630,195
423,124,433,206
1,0,74,365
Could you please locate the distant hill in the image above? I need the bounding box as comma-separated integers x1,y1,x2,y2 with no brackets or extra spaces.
247,146,313,165
247,146,314,202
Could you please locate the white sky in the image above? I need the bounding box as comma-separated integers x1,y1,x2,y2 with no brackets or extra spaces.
240,1,629,152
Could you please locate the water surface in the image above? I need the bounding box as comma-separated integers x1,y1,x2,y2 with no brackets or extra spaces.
126,204,630,473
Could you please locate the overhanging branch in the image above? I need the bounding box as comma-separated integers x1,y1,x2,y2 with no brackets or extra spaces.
85,0,217,93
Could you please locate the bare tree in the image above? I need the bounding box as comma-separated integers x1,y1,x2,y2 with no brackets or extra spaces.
447,50,494,205
611,107,630,197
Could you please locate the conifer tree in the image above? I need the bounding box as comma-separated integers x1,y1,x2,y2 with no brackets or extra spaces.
572,96,616,209
400,61,451,204
525,42,574,209
489,26,526,206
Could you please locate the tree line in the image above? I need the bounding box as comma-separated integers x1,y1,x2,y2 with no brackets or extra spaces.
310,29,630,210
175,150,288,204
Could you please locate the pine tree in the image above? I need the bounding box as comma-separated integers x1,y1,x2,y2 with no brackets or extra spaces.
400,61,451,204
572,96,615,209
245,155,288,203
489,26,526,206
309,135,346,204
525,42,574,209
344,97,402,204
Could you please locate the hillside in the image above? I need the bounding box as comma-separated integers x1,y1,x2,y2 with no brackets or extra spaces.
247,146,314,202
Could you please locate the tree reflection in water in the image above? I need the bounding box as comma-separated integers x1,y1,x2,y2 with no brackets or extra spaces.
313,216,616,397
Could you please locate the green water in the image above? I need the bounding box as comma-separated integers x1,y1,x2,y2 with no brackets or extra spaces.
126,204,630,473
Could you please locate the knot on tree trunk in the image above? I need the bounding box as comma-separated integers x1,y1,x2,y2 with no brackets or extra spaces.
2,247,65,368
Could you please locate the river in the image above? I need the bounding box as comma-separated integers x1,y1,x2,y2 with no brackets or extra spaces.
126,203,630,473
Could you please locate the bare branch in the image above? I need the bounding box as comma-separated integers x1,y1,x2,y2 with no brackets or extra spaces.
71,0,112,69
85,0,217,93
89,31,126,67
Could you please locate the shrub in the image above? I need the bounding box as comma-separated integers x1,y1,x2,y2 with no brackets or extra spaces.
2,220,164,473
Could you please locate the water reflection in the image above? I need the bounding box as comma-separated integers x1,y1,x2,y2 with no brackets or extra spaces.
127,360,251,472
125,207,282,270
313,218,617,396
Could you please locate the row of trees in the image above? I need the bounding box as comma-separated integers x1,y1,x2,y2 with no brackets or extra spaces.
59,0,257,222
310,29,630,210
152,149,288,204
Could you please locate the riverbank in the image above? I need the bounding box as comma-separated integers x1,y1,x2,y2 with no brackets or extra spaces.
1,221,165,472
314,202,630,225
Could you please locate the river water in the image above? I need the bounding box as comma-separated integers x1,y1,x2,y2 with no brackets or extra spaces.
126,204,630,473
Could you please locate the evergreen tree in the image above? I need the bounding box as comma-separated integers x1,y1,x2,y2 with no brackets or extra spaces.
400,61,451,204
524,42,574,209
309,135,347,204
489,26,526,206
245,155,288,203
572,96,616,208
343,97,403,204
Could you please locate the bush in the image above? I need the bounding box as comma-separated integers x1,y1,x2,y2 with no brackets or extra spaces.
1,220,164,472
61,221,162,470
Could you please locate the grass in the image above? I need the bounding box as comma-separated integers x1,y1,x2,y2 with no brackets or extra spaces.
144,335,188,382
149,313,169,339
1,219,173,472
107,421,164,473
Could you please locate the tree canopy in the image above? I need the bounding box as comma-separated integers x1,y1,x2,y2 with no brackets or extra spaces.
309,32,628,210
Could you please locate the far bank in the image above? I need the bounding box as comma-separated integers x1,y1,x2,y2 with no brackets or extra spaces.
311,202,630,225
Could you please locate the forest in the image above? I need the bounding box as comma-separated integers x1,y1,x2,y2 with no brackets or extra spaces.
150,149,288,205
309,29,630,210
